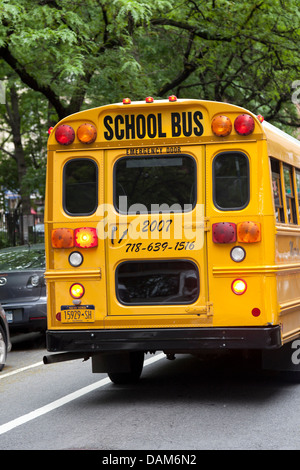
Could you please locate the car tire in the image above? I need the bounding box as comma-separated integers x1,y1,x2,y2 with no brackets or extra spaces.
0,324,7,372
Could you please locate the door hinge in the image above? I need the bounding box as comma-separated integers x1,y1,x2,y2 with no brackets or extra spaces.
183,218,210,232
185,302,213,316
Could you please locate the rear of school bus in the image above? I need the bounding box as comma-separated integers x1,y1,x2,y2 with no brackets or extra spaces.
44,98,282,382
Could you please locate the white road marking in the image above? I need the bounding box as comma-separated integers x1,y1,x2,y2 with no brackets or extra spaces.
0,353,165,436
0,361,43,380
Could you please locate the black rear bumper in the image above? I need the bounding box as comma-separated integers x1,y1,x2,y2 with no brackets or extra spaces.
46,326,282,353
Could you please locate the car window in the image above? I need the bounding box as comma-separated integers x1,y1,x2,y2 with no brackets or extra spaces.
0,247,45,270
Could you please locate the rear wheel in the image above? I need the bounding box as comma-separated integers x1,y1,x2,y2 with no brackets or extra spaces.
108,352,144,384
0,325,7,372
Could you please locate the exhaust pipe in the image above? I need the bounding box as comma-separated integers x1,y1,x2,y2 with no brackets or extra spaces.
43,352,90,364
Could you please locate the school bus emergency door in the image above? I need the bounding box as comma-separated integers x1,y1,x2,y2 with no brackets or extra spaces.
104,145,209,329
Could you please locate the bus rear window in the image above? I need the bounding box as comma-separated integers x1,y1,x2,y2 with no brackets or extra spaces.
63,158,97,215
114,155,196,213
213,152,249,210
116,260,199,305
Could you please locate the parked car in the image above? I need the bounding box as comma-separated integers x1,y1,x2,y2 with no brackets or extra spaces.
0,303,11,371
0,244,46,333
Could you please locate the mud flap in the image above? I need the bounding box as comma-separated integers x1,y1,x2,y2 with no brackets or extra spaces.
262,339,300,372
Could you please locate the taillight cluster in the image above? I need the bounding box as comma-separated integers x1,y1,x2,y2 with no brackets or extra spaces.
211,114,256,137
51,227,98,249
212,221,261,244
54,123,97,146
213,221,261,305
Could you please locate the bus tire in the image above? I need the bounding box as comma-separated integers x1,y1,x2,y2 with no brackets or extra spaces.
108,351,144,384
0,325,8,372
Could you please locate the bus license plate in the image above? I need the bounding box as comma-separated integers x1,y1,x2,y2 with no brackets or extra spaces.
60,305,95,323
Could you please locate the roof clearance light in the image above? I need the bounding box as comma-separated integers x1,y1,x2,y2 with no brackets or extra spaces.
51,228,74,248
123,98,131,104
74,227,98,248
234,114,255,136
55,125,75,145
231,279,247,295
70,283,85,299
169,95,177,102
48,127,54,135
212,222,236,243
211,115,232,137
145,96,154,103
77,123,97,144
257,115,264,123
237,221,261,243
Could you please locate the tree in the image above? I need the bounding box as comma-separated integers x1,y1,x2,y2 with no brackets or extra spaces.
0,0,299,240
0,0,299,129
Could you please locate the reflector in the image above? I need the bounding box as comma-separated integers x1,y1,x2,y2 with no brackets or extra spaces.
252,308,261,317
77,123,97,144
55,125,75,145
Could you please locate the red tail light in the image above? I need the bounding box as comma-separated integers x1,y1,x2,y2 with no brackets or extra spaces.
74,227,98,248
55,125,75,145
231,279,247,295
234,115,255,136
70,283,85,299
212,222,236,243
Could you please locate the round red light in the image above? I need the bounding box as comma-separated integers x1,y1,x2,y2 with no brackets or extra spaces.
55,125,75,145
145,96,154,103
252,308,261,317
231,279,247,295
234,114,255,136
70,283,85,299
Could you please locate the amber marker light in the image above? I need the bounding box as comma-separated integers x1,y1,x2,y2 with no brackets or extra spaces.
74,227,98,248
77,123,97,144
231,279,247,295
70,283,85,299
51,228,74,248
211,115,232,136
237,221,261,243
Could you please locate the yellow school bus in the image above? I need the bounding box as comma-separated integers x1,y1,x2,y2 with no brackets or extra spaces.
44,97,300,382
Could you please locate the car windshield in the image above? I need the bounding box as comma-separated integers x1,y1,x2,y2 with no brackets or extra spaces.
0,246,45,271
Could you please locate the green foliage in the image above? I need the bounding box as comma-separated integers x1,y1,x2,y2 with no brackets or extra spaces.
0,0,299,212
